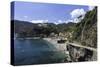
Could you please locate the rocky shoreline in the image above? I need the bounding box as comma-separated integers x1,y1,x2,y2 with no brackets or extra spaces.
43,38,97,62
43,38,67,51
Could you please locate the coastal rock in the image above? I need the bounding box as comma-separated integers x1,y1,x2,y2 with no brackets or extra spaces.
66,44,97,62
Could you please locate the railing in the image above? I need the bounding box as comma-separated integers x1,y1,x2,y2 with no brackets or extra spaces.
67,43,97,52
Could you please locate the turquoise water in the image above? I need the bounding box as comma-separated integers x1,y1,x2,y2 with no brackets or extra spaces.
14,39,66,65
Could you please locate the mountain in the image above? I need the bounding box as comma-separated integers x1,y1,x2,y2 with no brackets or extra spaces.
57,22,76,32
12,20,36,33
12,19,75,38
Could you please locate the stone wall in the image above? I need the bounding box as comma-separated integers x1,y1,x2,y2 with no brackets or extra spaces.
66,44,97,62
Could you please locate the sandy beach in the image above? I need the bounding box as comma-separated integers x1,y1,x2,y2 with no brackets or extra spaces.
43,38,67,51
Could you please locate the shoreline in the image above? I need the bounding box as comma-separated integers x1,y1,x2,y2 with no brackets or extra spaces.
43,38,67,51
15,37,68,51
43,38,71,61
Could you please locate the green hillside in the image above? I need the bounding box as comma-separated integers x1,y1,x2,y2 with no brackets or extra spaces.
72,7,97,48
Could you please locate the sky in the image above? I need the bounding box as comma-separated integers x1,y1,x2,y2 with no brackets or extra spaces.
11,1,95,24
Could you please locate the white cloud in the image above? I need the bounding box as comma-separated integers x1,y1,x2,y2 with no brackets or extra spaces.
57,20,68,24
58,20,62,23
56,19,75,24
70,8,86,23
44,20,48,22
31,20,44,23
88,6,95,11
54,20,62,24
54,22,59,25
64,19,80,23
70,8,86,18
65,19,74,23
30,20,48,23
24,16,28,18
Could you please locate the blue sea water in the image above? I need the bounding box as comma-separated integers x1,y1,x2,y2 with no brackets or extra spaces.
14,39,66,65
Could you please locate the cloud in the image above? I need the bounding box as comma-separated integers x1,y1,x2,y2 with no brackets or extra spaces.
54,22,59,25
53,20,62,24
56,19,76,24
56,20,74,24
70,8,86,18
65,19,74,23
44,20,48,22
57,20,69,24
58,20,63,23
70,8,86,23
30,20,48,23
24,16,28,18
64,19,80,23
88,6,95,11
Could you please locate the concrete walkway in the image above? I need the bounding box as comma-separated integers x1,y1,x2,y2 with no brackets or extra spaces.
68,43,97,52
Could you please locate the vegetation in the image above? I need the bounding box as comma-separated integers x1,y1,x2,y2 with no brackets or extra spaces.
72,7,97,48
13,20,75,38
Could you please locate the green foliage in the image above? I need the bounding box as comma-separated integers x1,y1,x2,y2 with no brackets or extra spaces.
72,7,97,48
13,20,75,38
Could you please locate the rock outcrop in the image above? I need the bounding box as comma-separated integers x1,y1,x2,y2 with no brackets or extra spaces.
66,44,97,62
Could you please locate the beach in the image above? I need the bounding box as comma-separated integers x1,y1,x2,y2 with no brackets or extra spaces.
43,38,67,51
43,38,71,61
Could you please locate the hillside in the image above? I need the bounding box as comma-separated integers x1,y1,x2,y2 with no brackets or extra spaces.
12,20,75,38
72,7,97,48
